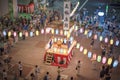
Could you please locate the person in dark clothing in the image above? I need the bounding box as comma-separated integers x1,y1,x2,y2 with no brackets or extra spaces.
105,74,111,80
56,75,61,80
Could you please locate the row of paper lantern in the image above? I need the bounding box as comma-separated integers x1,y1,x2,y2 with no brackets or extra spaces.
2,28,119,46
74,26,120,46
41,28,120,46
52,37,74,43
76,43,119,68
2,30,40,37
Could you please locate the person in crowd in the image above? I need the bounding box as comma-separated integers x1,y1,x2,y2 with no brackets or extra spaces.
34,65,40,80
99,65,105,80
30,73,35,80
18,61,23,77
76,60,81,76
43,72,51,80
2,69,7,80
56,75,61,80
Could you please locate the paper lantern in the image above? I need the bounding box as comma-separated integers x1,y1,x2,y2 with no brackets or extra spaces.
80,28,83,33
8,31,11,37
97,55,102,62
104,37,108,43
54,38,57,42
60,38,63,42
60,30,63,35
76,43,80,49
80,46,83,52
67,32,70,38
92,53,97,60
110,39,114,45
13,32,17,37
30,31,33,37
88,31,92,37
102,57,107,64
41,29,44,34
55,29,59,35
88,51,92,58
54,48,57,52
83,49,87,55
19,32,22,37
63,39,67,44
94,34,97,40
84,30,88,35
60,48,63,53
113,60,119,67
64,30,67,36
70,37,74,42
107,58,112,65
25,31,29,37
3,30,7,36
36,30,39,36
75,26,78,31
115,40,119,46
99,36,103,41
46,28,50,34
64,49,67,54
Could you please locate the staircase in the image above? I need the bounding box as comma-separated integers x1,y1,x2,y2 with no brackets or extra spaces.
45,53,53,65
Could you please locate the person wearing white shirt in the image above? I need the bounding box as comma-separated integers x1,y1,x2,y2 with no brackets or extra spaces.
34,65,40,80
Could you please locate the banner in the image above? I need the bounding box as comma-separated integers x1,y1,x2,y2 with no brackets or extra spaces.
63,1,70,30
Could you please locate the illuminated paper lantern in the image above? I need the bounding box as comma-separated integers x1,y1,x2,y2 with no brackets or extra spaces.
113,60,119,67
80,46,83,52
36,30,39,36
41,29,44,34
115,40,119,46
107,58,112,65
80,28,83,33
64,30,67,36
46,28,50,34
8,31,11,37
83,49,87,55
54,38,57,42
55,29,59,34
88,31,92,37
70,37,74,42
63,39,67,44
19,32,22,37
92,53,97,60
13,32,17,37
60,38,63,42
75,26,78,31
110,39,114,45
84,30,88,35
102,57,107,64
67,32,70,38
76,43,80,49
60,30,63,35
94,34,97,40
99,36,103,41
97,55,101,62
60,48,63,53
25,31,29,37
104,37,108,43
54,48,57,52
88,51,92,58
30,31,33,37
3,30,7,36
64,49,67,54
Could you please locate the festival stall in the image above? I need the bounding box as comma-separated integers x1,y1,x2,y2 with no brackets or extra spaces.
18,0,34,13
44,37,76,67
